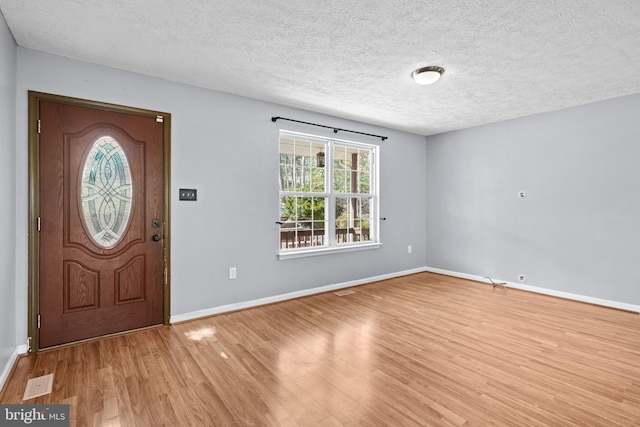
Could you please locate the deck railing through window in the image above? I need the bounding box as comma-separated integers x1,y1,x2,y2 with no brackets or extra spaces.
280,228,370,249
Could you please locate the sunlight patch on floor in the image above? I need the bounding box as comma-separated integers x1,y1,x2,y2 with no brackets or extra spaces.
184,327,217,342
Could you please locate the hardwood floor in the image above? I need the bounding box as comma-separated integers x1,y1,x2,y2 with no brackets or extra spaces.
2,272,640,426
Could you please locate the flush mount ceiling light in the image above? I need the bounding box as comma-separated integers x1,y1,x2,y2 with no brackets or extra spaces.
411,66,445,85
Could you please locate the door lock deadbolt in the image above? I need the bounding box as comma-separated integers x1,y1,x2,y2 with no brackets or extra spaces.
152,219,161,228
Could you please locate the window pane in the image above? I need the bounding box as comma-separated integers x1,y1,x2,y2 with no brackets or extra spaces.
333,144,372,194
310,142,326,192
279,196,326,249
296,197,313,220
311,142,325,164
357,151,371,194
335,197,348,228
280,137,325,194
334,145,347,168
358,151,371,174
311,167,325,192
356,172,369,194
294,165,309,192
279,160,293,191
280,196,297,221
333,169,350,193
335,197,372,244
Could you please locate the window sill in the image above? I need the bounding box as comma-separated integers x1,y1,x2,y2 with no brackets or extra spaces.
278,242,383,260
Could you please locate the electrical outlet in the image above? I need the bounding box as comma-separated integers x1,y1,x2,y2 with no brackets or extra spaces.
229,267,237,280
408,245,412,254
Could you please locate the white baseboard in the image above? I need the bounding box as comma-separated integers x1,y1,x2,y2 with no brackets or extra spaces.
170,267,427,323
172,265,639,324
424,266,640,313
0,344,27,393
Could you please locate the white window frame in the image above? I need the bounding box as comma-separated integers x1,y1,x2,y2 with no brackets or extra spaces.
278,130,382,260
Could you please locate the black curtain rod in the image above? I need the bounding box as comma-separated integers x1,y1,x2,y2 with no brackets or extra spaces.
271,116,387,141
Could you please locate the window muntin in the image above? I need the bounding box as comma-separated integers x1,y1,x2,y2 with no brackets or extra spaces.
279,131,378,254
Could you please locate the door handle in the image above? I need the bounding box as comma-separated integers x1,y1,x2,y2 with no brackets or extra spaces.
152,234,162,242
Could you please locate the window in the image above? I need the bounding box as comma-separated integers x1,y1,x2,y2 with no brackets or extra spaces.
278,131,380,258
81,136,133,248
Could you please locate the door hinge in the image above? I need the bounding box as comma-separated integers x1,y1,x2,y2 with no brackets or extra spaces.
37,119,41,134
27,336,32,353
37,314,41,329
156,115,164,123
37,216,41,232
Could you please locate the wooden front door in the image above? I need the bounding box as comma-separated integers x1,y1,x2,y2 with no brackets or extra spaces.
33,94,169,349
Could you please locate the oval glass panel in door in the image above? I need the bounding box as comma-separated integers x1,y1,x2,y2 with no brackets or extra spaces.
80,136,133,248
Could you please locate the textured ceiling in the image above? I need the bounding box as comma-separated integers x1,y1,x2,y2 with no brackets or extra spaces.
1,0,640,136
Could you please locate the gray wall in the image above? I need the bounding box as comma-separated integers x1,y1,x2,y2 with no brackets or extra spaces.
425,94,640,305
13,48,427,342
7,32,639,371
0,12,17,378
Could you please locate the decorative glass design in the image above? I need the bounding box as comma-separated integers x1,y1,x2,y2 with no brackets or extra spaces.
80,136,133,248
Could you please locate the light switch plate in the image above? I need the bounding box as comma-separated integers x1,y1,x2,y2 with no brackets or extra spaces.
179,189,197,201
